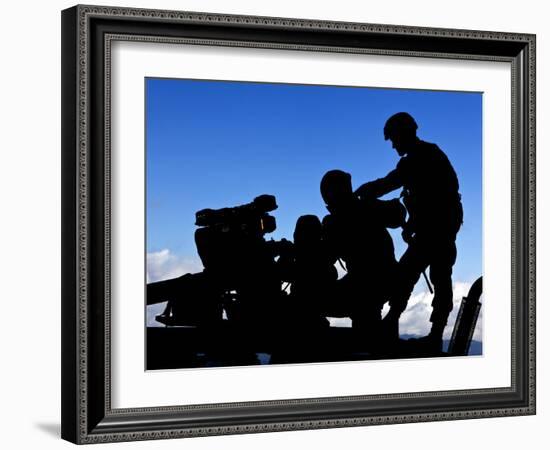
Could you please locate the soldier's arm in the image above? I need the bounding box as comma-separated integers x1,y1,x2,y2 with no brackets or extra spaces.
355,167,403,199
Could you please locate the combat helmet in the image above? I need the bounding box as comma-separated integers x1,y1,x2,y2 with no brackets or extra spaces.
383,112,418,140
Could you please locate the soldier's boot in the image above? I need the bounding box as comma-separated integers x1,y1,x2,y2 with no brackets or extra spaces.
408,278,454,355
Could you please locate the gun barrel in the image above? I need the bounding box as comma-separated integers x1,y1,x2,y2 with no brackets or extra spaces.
147,277,182,305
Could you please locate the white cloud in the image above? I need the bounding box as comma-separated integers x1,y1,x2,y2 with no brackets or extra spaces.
327,317,352,327
147,302,168,327
335,261,347,280
146,249,203,327
398,281,483,342
327,277,483,344
146,249,203,283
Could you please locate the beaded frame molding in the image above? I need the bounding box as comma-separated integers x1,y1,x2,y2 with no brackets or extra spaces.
61,4,536,444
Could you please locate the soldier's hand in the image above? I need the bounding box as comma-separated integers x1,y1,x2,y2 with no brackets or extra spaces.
278,238,294,254
280,238,292,247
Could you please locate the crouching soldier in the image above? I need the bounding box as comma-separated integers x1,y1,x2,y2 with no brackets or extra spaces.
320,170,406,350
271,215,337,363
280,214,338,329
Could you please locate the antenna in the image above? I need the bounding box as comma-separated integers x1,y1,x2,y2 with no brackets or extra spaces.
448,276,482,356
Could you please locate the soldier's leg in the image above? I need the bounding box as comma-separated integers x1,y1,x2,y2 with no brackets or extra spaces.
388,240,429,318
428,238,458,339
379,243,429,351
351,293,383,330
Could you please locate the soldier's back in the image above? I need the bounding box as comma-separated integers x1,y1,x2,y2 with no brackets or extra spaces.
323,199,397,279
399,140,458,198
399,140,462,233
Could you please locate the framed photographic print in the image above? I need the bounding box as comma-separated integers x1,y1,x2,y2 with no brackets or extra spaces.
61,4,536,444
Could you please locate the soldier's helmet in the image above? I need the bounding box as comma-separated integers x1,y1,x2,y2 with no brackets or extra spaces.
320,170,353,208
383,112,418,140
294,215,322,246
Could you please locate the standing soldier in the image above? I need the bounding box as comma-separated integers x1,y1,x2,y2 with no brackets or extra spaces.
356,112,463,353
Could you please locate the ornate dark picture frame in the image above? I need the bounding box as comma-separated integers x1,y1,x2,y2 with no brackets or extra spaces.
61,4,536,444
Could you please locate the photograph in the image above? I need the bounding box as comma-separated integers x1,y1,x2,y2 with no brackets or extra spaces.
59,4,535,443
145,78,483,370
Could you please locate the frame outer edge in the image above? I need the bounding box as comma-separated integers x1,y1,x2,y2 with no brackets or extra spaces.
77,3,534,41
61,5,80,445
65,5,537,443
77,3,92,444
527,34,536,414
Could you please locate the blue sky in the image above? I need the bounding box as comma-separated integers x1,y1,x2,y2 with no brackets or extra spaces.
146,78,482,286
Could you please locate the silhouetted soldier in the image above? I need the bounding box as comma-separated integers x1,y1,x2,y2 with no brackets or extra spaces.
321,170,406,349
278,214,337,329
356,112,463,353
272,215,336,363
